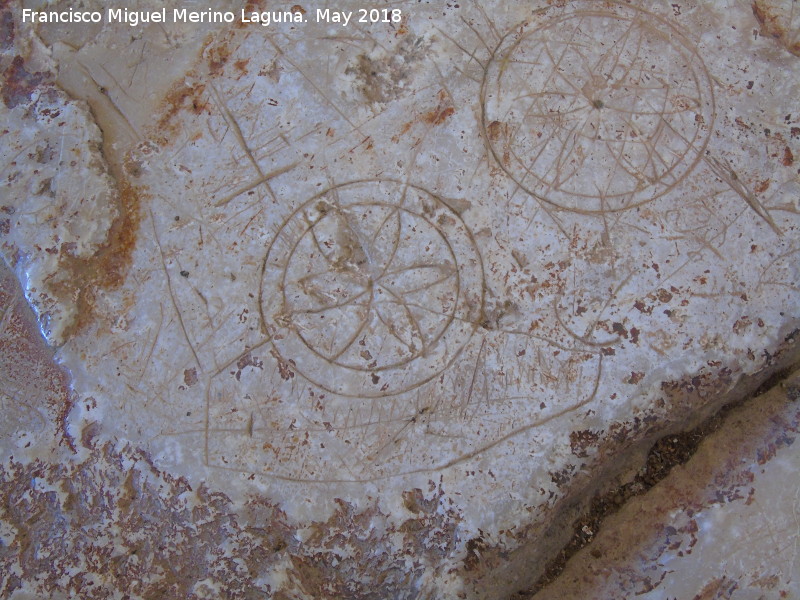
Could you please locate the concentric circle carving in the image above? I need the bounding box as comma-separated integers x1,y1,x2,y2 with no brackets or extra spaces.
482,2,714,213
261,180,484,397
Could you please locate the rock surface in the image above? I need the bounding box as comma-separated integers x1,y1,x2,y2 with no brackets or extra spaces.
1,1,799,598
530,370,800,600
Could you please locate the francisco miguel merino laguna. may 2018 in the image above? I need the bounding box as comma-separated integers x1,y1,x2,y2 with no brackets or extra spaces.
20,7,403,27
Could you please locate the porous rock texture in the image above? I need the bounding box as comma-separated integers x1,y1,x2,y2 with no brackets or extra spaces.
1,1,799,598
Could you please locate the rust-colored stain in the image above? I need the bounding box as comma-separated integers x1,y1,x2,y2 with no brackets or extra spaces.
656,288,674,303
464,535,490,571
0,49,142,343
2,55,50,109
207,38,234,73
487,120,507,142
754,179,770,193
234,58,250,74
693,576,738,600
753,2,780,35
156,82,208,135
422,90,455,125
55,179,142,338
752,1,800,56
625,371,645,384
395,91,456,139
782,146,794,166
423,105,455,125
570,429,601,458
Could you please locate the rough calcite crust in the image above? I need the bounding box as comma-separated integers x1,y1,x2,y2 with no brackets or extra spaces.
0,76,119,344
1,0,799,598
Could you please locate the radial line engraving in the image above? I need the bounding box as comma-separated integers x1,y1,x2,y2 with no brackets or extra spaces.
260,179,485,398
482,2,715,213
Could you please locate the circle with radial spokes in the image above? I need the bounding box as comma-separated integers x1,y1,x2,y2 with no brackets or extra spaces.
482,2,714,213
261,181,484,398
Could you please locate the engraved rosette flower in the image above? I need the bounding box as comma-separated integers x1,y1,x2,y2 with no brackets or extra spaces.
261,181,484,397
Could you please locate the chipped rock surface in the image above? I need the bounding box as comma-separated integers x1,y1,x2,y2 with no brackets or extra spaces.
0,63,118,344
531,370,800,600
1,0,799,598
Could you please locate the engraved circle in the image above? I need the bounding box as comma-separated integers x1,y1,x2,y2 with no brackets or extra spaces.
482,2,715,213
261,180,484,398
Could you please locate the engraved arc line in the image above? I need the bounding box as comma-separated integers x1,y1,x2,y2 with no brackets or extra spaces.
201,352,605,484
